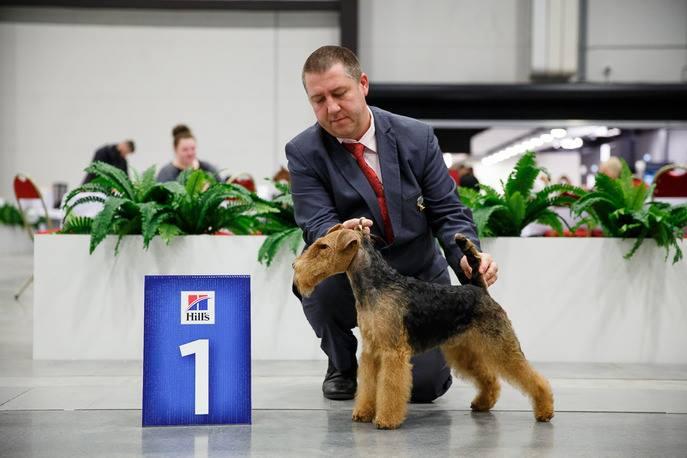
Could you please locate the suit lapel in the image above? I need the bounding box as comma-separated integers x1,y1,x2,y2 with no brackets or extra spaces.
325,133,385,232
374,109,402,243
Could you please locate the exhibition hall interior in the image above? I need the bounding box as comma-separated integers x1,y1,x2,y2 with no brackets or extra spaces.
1,0,686,456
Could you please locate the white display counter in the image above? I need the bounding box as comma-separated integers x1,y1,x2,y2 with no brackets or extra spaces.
33,234,687,363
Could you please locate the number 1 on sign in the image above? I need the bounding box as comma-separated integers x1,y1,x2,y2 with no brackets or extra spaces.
179,339,209,415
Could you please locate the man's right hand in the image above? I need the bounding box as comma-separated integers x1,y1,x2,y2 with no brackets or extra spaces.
341,217,373,234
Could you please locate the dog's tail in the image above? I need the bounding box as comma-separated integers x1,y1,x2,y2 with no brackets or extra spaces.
455,233,488,290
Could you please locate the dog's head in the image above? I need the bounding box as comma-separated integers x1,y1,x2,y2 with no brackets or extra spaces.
293,224,364,297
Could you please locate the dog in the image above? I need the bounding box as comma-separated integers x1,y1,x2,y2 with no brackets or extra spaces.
293,224,554,429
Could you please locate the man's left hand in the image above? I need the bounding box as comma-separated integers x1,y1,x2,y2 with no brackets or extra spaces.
460,252,498,286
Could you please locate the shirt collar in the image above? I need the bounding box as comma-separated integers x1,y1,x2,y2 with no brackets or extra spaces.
337,107,376,153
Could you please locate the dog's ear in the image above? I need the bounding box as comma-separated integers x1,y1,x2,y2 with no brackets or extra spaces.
337,230,359,252
326,223,344,235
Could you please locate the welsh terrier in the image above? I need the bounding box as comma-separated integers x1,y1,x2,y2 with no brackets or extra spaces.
293,225,554,429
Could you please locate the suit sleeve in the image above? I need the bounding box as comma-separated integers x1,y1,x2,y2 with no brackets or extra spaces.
286,141,341,246
419,126,481,278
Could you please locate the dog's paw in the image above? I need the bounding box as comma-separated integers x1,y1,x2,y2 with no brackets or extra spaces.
534,410,554,422
470,401,492,412
352,408,374,423
470,389,499,412
373,416,403,430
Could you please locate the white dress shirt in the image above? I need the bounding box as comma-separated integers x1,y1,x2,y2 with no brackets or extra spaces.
337,107,383,183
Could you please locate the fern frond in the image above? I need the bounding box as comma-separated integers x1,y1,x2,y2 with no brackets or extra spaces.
89,197,126,254
84,161,135,200
258,228,300,266
59,215,93,234
504,152,539,198
158,223,184,244
62,194,106,220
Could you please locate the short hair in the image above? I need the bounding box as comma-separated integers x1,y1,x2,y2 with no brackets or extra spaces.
172,124,194,148
302,45,362,86
124,140,135,153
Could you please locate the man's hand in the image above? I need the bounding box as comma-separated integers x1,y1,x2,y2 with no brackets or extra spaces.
460,252,498,286
341,217,373,234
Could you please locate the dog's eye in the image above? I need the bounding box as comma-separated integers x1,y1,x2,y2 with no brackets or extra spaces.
314,242,329,250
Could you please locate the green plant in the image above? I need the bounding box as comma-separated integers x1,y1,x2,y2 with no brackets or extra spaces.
170,168,277,237
458,152,585,237
572,161,687,263
0,202,24,227
61,161,276,254
256,181,304,267
60,214,94,234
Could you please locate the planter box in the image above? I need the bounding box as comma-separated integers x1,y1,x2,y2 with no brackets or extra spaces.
34,235,687,363
471,238,687,364
0,226,32,255
34,234,321,360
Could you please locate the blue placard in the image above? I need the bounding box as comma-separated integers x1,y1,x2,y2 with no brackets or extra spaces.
143,275,251,426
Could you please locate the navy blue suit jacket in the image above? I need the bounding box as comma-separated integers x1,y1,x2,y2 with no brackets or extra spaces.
286,106,480,281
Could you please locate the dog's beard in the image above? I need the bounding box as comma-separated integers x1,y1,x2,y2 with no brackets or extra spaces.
293,264,327,298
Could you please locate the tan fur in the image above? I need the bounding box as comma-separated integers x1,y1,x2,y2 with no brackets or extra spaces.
441,325,554,421
293,227,362,297
353,291,413,428
293,226,554,429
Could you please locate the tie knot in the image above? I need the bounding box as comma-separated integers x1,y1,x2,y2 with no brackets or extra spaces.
343,142,365,159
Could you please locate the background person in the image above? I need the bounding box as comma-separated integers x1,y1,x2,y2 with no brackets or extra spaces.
82,140,135,184
156,124,219,182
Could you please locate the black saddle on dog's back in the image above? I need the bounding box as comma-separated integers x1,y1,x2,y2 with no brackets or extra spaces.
402,281,485,354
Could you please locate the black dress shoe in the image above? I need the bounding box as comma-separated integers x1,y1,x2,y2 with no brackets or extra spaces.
322,360,357,400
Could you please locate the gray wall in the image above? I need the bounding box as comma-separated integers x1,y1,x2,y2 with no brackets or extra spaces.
585,0,687,82
0,7,337,198
1,1,686,200
359,0,533,83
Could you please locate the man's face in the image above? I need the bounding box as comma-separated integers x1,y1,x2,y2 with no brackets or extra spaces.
304,63,370,140
118,143,133,157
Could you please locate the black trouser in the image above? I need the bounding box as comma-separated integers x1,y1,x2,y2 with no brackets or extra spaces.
294,269,453,403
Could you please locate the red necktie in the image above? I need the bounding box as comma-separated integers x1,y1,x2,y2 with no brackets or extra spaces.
343,142,394,243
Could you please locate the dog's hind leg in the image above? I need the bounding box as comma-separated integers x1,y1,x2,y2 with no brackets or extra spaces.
373,347,412,429
491,333,554,422
352,347,379,423
441,332,501,412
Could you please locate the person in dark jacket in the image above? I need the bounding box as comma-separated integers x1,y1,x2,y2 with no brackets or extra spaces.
82,140,135,184
156,124,219,182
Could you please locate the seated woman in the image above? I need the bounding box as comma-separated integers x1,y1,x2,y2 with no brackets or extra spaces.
156,124,219,182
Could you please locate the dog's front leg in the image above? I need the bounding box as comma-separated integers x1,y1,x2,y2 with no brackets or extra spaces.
373,348,412,430
352,348,378,423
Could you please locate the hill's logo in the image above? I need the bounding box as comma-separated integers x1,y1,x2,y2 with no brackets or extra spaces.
181,291,215,325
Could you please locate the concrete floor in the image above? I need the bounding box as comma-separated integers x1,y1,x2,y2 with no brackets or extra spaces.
1,252,687,457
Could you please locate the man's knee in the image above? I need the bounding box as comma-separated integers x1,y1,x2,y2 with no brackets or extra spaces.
410,349,453,402
411,368,452,403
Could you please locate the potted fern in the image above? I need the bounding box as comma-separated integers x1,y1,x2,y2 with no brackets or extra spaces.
255,181,303,267
60,162,277,253
458,152,585,236
34,163,319,360
447,152,687,366
32,157,687,363
572,160,687,264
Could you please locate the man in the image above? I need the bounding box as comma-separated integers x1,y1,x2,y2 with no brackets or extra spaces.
286,46,498,402
83,140,135,184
